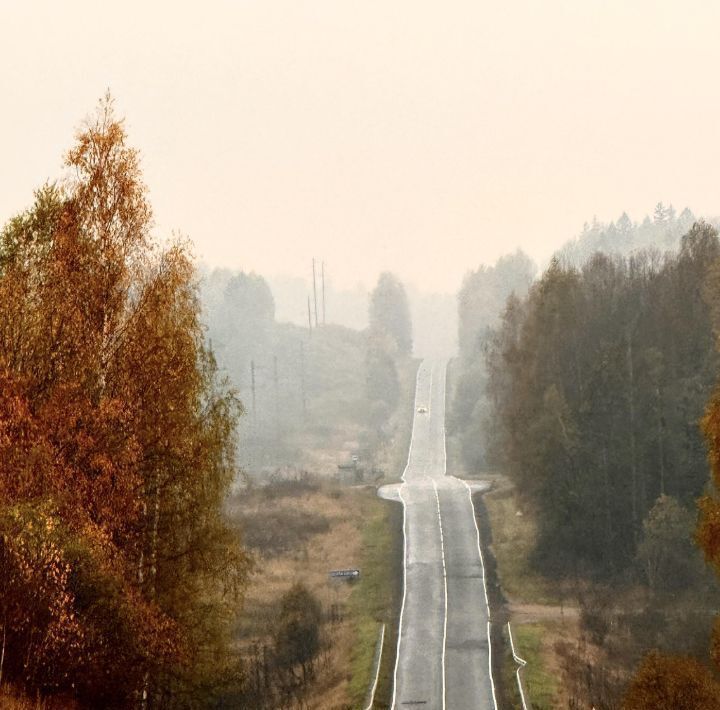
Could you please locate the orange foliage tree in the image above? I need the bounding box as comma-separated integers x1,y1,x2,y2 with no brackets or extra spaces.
0,96,248,707
624,651,720,710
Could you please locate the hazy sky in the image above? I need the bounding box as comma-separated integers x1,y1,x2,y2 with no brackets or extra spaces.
2,1,720,292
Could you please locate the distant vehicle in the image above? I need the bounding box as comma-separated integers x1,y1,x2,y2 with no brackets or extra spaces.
417,406,428,414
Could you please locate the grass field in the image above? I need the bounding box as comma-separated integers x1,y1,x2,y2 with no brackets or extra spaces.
229,477,402,709
483,482,576,709
229,350,415,706
512,623,560,710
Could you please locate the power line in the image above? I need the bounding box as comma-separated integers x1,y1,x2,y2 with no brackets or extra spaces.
322,260,326,325
312,258,319,327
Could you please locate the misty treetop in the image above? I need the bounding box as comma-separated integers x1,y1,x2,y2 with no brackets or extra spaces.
364,272,415,438
457,249,536,360
555,203,702,267
201,267,276,392
449,250,535,471
369,271,413,356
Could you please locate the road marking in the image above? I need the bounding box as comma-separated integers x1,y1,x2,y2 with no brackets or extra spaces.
440,359,497,709
435,360,449,709
441,359,447,475
391,362,424,710
432,478,448,710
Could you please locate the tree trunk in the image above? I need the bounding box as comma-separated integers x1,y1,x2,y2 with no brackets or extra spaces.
141,470,163,709
656,386,666,497
627,334,639,535
0,613,6,687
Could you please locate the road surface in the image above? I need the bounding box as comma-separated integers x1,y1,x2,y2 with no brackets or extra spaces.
389,360,496,710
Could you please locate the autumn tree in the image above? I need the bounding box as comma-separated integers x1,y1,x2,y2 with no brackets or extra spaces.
0,96,248,707
623,652,720,710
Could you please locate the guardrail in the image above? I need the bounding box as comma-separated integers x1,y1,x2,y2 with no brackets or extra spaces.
363,623,386,710
507,622,529,710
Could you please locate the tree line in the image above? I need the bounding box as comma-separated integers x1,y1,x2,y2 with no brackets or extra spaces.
484,223,719,576
554,202,701,267
449,250,535,472
454,221,720,705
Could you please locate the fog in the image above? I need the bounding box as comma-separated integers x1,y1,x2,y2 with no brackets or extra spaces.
4,1,720,295
266,271,457,358
5,2,720,708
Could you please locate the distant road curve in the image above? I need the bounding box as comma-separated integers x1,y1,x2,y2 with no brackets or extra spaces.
382,359,497,709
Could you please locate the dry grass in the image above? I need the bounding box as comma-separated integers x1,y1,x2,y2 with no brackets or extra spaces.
0,685,77,709
228,358,414,707
231,479,396,708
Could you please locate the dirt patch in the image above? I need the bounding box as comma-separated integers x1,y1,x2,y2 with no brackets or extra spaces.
509,602,580,624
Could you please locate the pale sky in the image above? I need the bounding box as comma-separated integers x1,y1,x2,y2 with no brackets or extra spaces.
2,1,720,292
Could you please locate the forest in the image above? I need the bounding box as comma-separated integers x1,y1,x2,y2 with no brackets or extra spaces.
452,217,720,706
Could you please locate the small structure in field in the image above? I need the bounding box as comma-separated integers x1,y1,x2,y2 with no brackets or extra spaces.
337,458,363,485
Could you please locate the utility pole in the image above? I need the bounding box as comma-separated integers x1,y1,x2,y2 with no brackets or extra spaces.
300,341,307,414
273,354,280,435
250,360,257,423
321,260,326,325
307,296,313,336
249,359,258,474
312,258,319,327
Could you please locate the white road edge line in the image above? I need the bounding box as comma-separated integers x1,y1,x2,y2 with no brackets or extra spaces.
363,623,386,710
507,622,529,710
436,360,449,708
390,362,423,710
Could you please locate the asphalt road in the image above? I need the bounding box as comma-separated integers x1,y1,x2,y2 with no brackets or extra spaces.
390,359,496,710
